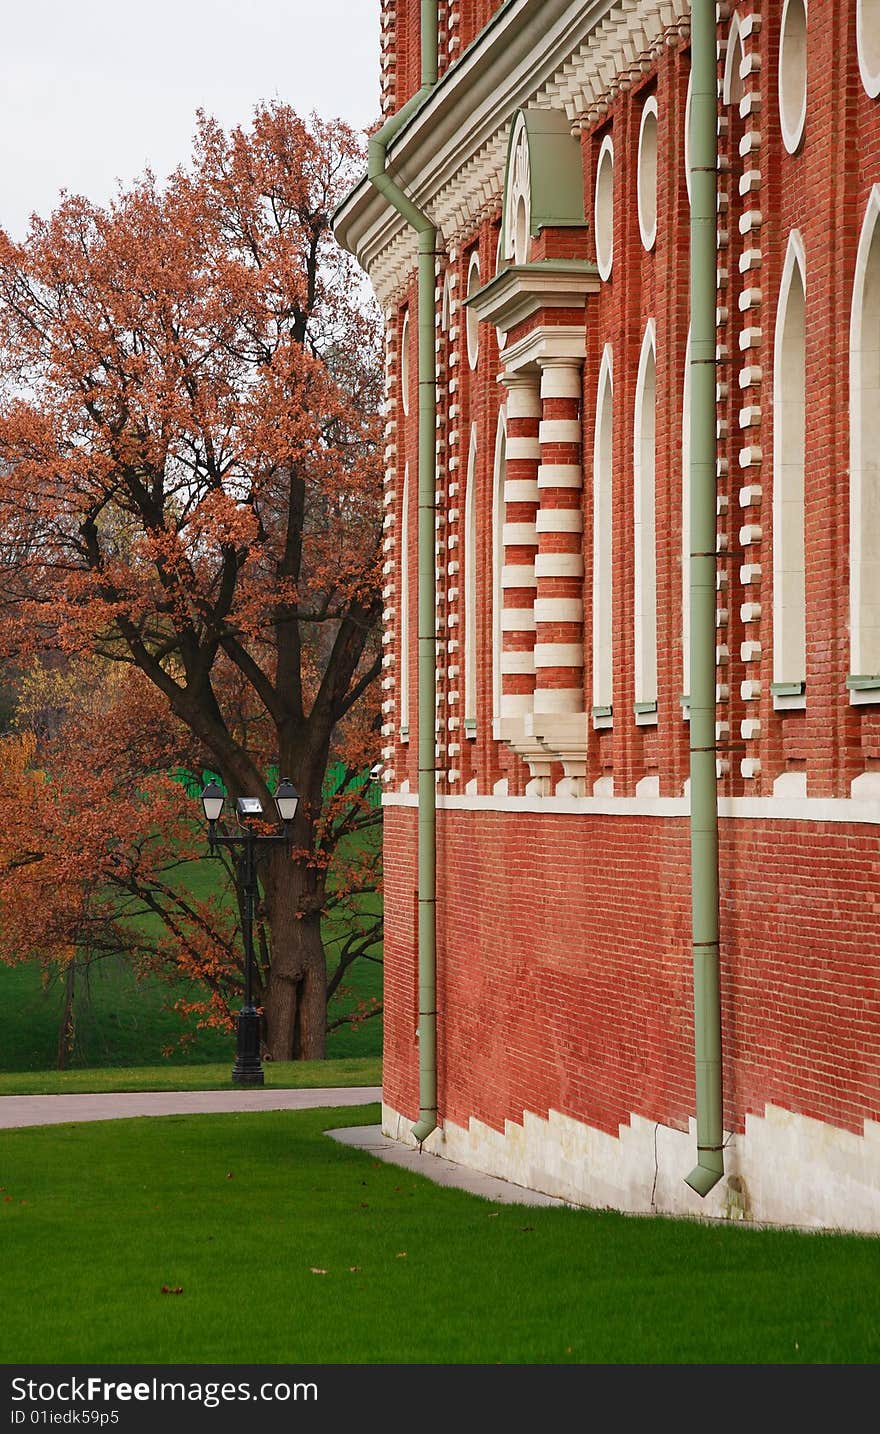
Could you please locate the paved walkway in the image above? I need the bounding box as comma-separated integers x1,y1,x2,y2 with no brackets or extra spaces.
328,1124,566,1206
0,1086,382,1130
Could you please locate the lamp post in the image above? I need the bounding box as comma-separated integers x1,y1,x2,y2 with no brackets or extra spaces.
199,778,299,1086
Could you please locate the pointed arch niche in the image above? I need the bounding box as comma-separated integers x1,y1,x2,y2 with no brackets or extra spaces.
399,463,411,738
681,329,692,703
634,321,658,718
592,345,614,723
464,424,478,731
772,231,807,705
723,12,745,107
849,187,880,701
491,409,507,724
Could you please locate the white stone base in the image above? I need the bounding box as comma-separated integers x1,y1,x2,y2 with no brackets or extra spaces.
382,1100,880,1233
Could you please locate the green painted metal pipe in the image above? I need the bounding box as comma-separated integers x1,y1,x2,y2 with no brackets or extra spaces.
367,1,438,1146
685,0,724,1197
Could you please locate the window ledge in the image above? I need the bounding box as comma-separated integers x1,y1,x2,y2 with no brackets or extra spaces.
591,704,613,731
771,680,806,712
847,674,880,705
634,701,658,727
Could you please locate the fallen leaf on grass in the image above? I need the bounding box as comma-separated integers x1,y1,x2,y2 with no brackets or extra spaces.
349,1266,362,1274
487,1212,499,1218
161,1286,184,1295
519,1226,534,1234
226,1172,234,1180
310,1268,328,1276
395,1251,408,1259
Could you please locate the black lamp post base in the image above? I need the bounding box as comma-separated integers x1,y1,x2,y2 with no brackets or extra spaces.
232,1006,264,1086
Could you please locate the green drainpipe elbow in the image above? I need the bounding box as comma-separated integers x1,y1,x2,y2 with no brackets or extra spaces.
369,1,439,1149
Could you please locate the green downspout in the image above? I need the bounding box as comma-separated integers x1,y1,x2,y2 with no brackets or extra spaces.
367,1,439,1145
685,0,724,1197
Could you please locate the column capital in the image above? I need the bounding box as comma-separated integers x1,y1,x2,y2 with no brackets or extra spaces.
501,368,542,420
539,357,583,400
500,367,541,392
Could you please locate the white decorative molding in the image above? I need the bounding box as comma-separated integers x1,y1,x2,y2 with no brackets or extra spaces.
466,260,599,340
382,789,880,825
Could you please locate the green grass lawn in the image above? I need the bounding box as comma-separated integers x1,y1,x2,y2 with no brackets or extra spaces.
1,1105,878,1364
0,1056,380,1095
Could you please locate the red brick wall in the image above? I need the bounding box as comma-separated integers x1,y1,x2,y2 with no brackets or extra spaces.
384,805,880,1140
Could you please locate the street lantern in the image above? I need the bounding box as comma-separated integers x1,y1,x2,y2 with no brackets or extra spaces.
200,779,225,823
197,779,294,1087
274,778,299,823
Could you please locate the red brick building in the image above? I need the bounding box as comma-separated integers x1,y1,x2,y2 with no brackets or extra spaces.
335,0,880,1228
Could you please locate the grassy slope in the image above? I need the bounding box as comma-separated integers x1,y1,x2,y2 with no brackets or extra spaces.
0,832,383,1072
1,1106,878,1365
0,1057,380,1095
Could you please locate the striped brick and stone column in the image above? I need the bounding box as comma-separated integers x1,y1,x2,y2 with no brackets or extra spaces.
497,369,550,793
529,355,588,795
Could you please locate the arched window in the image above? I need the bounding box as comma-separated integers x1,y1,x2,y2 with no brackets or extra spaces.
464,425,478,728
778,0,808,155
492,409,507,723
592,346,614,720
637,97,658,252
850,187,880,685
684,72,693,207
399,463,410,736
772,231,807,698
681,330,692,700
634,322,657,714
595,135,614,281
400,310,410,417
466,251,481,369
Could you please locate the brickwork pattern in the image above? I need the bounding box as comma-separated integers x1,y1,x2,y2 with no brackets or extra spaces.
377,1,880,1172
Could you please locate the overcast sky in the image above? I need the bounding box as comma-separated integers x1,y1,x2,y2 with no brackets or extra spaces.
0,0,381,239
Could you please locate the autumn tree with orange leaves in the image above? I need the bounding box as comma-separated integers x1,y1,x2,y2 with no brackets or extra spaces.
0,105,383,1060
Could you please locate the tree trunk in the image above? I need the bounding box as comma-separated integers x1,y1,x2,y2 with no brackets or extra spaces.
261,847,327,1061
57,959,76,1070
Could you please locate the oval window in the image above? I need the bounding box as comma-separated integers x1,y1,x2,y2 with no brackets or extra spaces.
595,135,614,280
778,0,808,154
637,97,659,252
